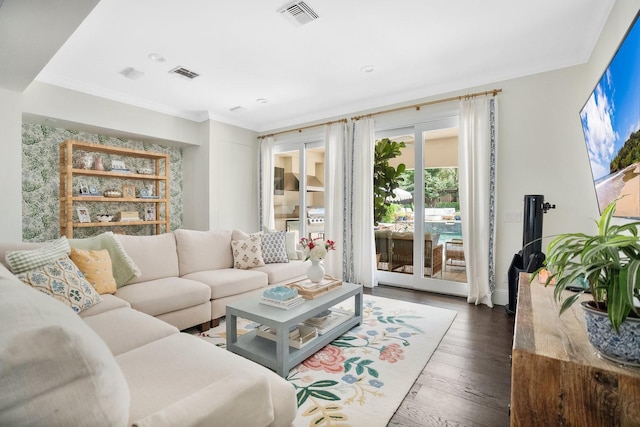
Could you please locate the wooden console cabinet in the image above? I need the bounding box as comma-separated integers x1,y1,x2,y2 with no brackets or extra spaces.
511,273,640,426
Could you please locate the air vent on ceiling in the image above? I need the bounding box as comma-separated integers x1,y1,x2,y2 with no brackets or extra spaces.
169,66,199,80
278,1,319,26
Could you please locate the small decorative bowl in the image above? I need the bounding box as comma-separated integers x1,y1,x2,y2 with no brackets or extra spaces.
263,286,298,301
103,189,122,198
137,168,153,175
96,214,114,222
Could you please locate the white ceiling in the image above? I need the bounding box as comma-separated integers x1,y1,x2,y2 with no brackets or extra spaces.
26,0,615,132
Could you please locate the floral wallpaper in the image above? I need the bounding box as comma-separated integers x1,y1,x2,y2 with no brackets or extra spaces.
22,123,183,242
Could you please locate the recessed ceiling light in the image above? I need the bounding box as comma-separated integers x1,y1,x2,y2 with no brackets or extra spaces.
360,65,376,73
148,53,166,62
256,98,268,104
120,67,145,80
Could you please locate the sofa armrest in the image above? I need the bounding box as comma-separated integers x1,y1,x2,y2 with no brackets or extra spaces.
131,373,275,427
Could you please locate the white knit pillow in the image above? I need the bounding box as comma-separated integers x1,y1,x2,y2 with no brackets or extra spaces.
231,236,265,269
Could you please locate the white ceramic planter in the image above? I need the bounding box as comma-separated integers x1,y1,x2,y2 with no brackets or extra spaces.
581,302,640,367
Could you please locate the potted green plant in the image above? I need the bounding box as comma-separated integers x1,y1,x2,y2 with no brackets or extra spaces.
373,138,406,226
534,200,640,366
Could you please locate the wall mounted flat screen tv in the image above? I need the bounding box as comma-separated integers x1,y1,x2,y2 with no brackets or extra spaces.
580,11,640,218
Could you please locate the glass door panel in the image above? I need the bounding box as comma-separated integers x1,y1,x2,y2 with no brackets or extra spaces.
422,129,466,284
273,143,325,242
375,124,468,297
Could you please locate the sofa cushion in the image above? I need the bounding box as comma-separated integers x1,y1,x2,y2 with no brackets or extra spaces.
16,255,102,313
4,236,70,274
116,233,179,284
115,277,211,317
115,333,296,426
70,247,117,294
231,235,265,269
0,264,130,426
182,268,267,299
79,294,131,317
174,229,233,275
252,259,309,284
82,307,179,356
131,374,274,427
261,230,289,264
70,231,141,288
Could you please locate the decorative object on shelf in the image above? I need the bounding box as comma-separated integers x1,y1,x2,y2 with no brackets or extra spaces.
137,167,153,175
144,206,156,221
122,185,135,199
95,214,114,223
103,189,122,198
94,155,104,171
534,199,640,366
88,185,99,196
78,183,90,195
119,211,140,222
110,159,128,172
78,152,94,170
76,207,91,223
146,184,154,197
299,237,336,283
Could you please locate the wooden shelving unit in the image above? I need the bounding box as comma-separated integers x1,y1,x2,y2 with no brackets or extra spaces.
59,139,170,238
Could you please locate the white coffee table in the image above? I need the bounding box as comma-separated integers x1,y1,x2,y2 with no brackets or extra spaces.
226,282,363,377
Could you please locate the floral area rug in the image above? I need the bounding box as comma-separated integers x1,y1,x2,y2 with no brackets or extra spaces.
196,296,457,427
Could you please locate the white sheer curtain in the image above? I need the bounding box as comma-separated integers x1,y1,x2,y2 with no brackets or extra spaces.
344,118,377,287
259,136,275,230
459,96,498,307
323,122,347,280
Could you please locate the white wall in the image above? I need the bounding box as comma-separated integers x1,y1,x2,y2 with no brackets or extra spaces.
0,88,23,241
208,121,260,232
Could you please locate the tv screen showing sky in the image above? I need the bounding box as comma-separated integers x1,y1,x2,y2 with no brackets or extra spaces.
580,13,640,218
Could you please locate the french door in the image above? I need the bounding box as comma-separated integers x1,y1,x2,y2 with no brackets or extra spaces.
272,141,325,242
375,120,468,296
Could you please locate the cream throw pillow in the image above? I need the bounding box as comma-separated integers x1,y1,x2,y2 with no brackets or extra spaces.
231,236,265,269
70,247,117,295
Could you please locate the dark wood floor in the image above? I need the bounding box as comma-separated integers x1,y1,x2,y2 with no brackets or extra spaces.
364,285,515,427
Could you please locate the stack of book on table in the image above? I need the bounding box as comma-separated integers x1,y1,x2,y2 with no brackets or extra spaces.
256,324,317,349
303,308,354,335
259,285,305,310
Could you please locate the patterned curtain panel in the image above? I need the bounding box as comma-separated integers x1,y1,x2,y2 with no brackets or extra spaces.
458,96,498,307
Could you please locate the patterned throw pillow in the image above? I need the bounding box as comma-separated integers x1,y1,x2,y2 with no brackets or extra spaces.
70,247,117,295
232,236,266,269
16,255,102,313
5,237,71,274
261,231,289,264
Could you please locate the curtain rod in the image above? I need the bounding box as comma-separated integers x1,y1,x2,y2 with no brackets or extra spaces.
351,88,502,121
259,118,347,139
258,88,501,139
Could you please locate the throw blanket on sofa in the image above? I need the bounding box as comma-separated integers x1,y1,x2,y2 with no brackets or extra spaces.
70,232,141,287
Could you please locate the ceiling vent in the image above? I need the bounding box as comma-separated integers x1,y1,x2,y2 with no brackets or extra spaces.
278,1,319,26
169,66,199,80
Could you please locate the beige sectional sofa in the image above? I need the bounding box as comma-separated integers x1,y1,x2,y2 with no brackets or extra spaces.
0,228,305,426
0,262,297,426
